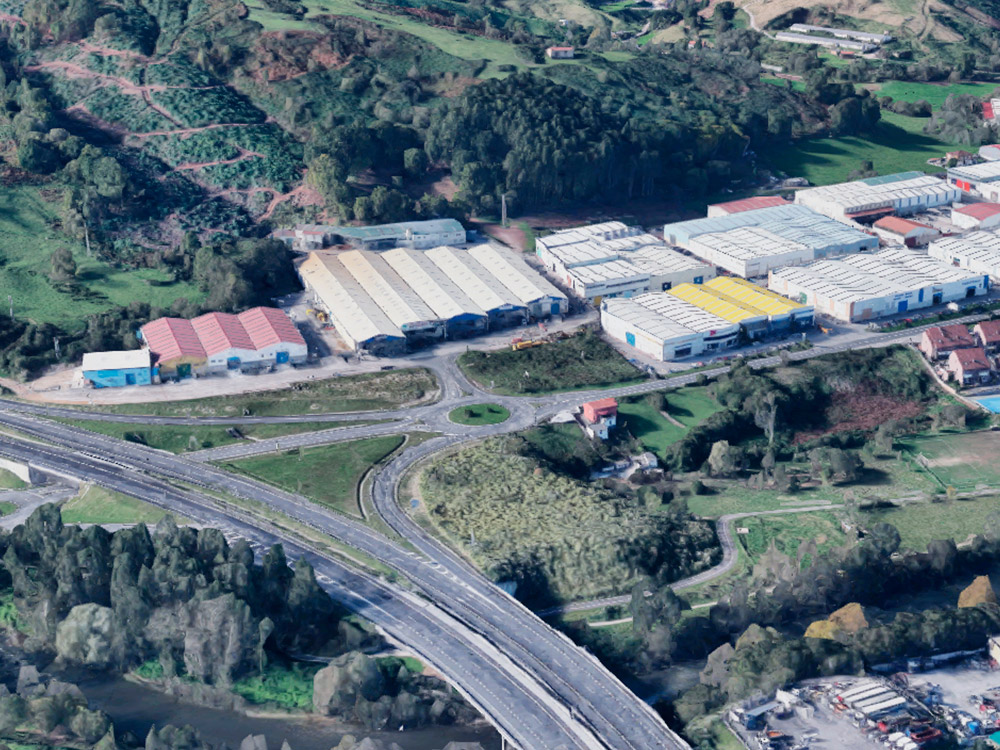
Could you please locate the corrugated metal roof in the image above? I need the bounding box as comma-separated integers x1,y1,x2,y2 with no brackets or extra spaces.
625,245,710,275
569,259,648,284
380,248,486,320
692,226,809,261
424,245,523,313
930,231,1000,271
948,161,1000,182
705,277,805,316
339,250,440,328
668,283,768,324
873,216,934,234
298,253,403,346
954,203,1000,220
239,307,306,349
330,219,465,241
466,243,567,305
603,293,737,338
708,196,790,214
139,318,206,363
859,171,925,186
192,312,256,356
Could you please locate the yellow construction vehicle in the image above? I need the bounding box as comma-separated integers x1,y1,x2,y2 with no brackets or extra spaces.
512,340,543,351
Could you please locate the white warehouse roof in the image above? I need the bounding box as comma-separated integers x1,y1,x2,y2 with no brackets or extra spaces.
338,250,440,329
625,244,709,275
82,349,152,371
540,239,620,268
770,248,982,305
467,243,566,305
929,231,1000,273
380,248,486,320
691,226,810,262
795,172,956,215
665,204,876,253
570,259,649,284
424,245,524,313
298,253,403,346
603,293,736,340
948,160,1000,183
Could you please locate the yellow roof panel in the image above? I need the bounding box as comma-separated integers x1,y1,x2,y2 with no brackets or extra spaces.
668,283,763,324
705,277,805,317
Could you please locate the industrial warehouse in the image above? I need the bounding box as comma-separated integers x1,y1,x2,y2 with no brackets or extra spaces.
298,244,568,354
663,204,877,277
929,229,1000,277
947,160,1000,200
794,171,961,222
136,307,308,381
601,277,813,361
535,222,714,302
767,248,988,322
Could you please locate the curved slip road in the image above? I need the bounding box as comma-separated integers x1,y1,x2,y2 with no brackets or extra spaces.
0,411,685,749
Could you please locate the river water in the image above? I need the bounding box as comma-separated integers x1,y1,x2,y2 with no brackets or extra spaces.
73,674,502,750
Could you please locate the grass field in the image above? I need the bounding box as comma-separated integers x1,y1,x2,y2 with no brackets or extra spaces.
231,661,320,710
73,369,437,417
738,511,846,562
0,501,14,516
221,434,406,517
864,495,1000,551
874,81,999,108
60,484,189,525
448,403,510,425
55,418,362,454
766,111,967,185
458,334,645,394
618,387,720,458
0,468,27,490
0,186,204,328
900,430,1000,490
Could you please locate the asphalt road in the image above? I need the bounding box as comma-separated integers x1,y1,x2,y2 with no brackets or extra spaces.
0,316,984,749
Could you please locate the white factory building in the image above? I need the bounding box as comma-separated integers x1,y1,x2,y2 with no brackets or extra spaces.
768,248,988,322
774,31,876,52
601,293,741,361
664,204,876,278
947,160,1000,201
928,230,1000,279
536,222,713,302
298,243,566,354
687,227,812,278
794,171,960,223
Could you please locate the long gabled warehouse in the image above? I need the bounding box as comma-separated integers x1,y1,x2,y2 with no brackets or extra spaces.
794,172,960,222
423,245,528,327
601,293,741,361
768,248,988,322
467,243,568,317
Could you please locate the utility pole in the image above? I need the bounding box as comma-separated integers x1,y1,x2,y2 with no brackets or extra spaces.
501,193,508,228
84,223,92,257
53,337,60,359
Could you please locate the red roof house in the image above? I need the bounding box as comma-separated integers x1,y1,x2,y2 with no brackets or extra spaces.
947,347,992,385
974,320,1000,351
919,324,975,360
582,397,618,423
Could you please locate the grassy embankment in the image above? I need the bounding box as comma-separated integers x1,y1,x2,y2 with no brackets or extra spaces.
617,387,720,458
458,333,645,395
0,469,27,490
0,186,204,329
447,403,510,425
69,368,438,417
53,418,368,454
60,484,190,525
220,435,406,517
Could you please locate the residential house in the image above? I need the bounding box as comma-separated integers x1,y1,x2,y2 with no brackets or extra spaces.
975,320,1000,353
947,150,979,167
580,397,618,440
947,347,992,385
546,46,575,59
919,324,975,360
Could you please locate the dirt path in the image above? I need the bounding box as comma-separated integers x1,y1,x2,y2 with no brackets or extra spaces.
173,146,264,171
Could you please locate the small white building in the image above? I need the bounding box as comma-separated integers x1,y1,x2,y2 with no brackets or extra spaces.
768,247,989,322
601,293,740,361
687,226,813,278
952,203,1000,231
546,46,575,59
979,145,1000,162
871,216,940,247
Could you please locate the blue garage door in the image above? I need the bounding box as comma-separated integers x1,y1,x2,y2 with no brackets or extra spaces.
550,302,561,315
897,300,908,313
276,351,289,364
227,357,241,369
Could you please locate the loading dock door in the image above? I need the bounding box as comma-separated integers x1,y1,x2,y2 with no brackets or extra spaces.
177,363,192,379
276,351,289,364
897,300,908,313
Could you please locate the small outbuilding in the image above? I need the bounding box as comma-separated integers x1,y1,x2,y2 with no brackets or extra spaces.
546,46,575,59
952,202,1000,231
871,216,939,247
81,349,154,388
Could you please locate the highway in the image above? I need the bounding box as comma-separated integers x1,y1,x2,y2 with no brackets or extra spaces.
0,315,984,749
